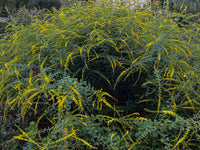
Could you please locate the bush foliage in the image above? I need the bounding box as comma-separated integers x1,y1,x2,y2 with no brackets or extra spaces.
0,0,200,149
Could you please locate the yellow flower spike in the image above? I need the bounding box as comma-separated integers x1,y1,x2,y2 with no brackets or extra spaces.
13,125,42,149
110,133,115,145
75,137,98,149
160,110,179,118
170,68,175,78
173,128,190,149
51,132,75,145
154,65,158,72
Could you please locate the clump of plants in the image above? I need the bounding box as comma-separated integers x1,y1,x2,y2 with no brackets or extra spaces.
0,0,200,149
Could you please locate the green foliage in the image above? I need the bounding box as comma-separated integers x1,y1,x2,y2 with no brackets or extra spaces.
20,115,128,149
131,111,200,149
0,0,200,149
0,21,7,33
9,7,50,26
167,0,199,14
0,113,22,149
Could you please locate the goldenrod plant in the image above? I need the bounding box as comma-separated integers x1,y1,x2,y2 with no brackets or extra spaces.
0,0,200,149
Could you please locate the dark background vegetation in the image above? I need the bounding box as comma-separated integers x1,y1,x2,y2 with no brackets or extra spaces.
0,0,200,149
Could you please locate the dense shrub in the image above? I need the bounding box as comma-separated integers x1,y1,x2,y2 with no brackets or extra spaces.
21,0,62,10
0,0,200,149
